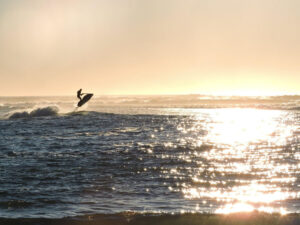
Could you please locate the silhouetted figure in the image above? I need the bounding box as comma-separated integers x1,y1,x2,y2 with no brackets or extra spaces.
77,89,84,101
76,89,94,107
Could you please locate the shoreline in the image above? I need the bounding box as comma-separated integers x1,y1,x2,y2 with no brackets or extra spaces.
2,212,300,225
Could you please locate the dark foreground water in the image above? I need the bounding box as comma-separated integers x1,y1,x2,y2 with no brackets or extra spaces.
0,96,300,220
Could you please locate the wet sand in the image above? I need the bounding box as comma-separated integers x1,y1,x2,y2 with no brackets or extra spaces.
2,212,300,225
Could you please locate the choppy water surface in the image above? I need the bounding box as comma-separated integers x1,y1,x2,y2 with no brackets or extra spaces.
0,96,300,218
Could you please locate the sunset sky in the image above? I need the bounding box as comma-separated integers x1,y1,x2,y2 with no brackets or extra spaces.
0,0,299,96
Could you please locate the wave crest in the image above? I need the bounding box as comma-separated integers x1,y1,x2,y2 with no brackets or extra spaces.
9,106,59,119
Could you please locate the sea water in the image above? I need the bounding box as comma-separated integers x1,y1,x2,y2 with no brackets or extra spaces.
0,95,299,218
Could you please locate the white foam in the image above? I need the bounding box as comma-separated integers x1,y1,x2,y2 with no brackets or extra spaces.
8,106,59,119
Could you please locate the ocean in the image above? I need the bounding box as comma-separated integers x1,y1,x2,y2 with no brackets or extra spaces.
0,95,300,223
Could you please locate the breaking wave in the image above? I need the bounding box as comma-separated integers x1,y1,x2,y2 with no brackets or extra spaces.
8,106,59,119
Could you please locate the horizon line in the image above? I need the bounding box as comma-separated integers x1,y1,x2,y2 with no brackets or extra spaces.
0,93,300,98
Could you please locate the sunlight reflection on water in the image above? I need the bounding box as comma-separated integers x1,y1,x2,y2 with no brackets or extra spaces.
176,108,299,214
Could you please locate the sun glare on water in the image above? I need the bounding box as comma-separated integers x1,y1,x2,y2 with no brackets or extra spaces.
202,109,291,146
178,108,298,214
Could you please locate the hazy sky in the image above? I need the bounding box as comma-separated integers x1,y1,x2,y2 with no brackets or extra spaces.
0,0,299,96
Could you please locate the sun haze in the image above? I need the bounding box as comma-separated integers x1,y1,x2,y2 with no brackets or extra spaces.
0,0,299,96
